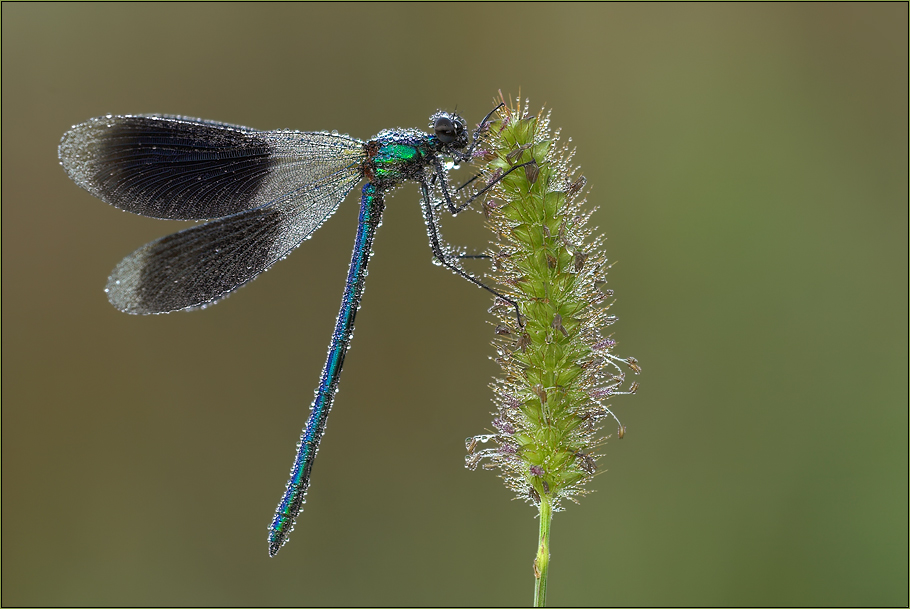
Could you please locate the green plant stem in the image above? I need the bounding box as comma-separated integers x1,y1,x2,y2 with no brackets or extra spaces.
534,495,553,607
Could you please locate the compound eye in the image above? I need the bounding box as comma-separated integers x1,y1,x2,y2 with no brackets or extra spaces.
434,116,457,144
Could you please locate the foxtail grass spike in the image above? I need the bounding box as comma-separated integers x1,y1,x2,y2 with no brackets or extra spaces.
463,94,641,606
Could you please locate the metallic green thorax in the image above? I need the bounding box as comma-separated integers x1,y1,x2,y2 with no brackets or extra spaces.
368,133,437,183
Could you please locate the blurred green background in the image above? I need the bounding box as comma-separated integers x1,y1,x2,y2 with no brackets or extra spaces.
2,3,906,606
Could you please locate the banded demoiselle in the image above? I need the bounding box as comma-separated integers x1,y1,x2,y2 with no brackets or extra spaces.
58,105,526,556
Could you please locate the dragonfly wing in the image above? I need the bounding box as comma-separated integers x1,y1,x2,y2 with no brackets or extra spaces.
59,115,365,220
106,170,362,314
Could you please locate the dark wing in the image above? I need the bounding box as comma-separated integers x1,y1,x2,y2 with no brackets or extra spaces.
59,115,365,220
106,168,363,314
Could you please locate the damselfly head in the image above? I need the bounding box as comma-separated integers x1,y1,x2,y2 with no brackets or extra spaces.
430,111,468,150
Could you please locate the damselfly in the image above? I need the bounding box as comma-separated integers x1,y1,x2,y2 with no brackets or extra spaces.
58,105,527,556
